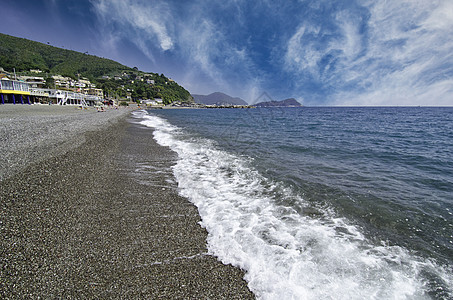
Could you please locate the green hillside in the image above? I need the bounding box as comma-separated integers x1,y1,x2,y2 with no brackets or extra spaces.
0,33,129,79
0,33,192,104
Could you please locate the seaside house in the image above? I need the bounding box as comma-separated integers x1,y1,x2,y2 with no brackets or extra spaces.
0,75,31,104
78,78,91,87
0,76,102,106
19,76,46,88
52,75,72,89
82,88,103,98
29,89,50,104
75,81,86,88
0,68,105,106
140,98,163,107
41,89,98,106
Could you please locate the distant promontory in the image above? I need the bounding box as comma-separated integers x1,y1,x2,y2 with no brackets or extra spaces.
192,92,302,108
192,92,248,106
255,98,302,107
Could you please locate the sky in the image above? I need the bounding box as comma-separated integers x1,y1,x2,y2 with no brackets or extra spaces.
1,0,453,106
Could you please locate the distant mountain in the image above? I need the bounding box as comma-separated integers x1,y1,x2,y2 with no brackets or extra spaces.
192,92,248,106
255,98,302,107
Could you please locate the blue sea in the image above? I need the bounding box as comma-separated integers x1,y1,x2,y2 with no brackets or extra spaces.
134,107,453,299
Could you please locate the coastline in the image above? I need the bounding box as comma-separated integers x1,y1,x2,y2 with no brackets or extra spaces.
0,106,253,298
0,104,135,181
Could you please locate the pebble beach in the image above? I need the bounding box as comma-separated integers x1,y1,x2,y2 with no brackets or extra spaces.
0,105,253,298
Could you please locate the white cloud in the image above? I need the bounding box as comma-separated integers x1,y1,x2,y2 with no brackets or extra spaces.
90,0,262,99
423,1,453,30
181,20,222,81
90,0,452,105
91,0,173,54
345,0,453,106
284,10,364,84
179,17,263,100
333,11,362,61
285,0,453,106
129,4,173,51
285,25,323,78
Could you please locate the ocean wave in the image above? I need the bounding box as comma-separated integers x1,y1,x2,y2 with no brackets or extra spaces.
134,110,452,299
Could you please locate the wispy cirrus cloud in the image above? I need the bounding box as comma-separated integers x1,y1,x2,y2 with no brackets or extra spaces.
176,6,263,101
90,0,262,100
2,0,452,104
88,0,453,105
285,0,453,105
91,0,174,60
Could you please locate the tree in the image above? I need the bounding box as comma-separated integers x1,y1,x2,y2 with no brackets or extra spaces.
44,77,55,88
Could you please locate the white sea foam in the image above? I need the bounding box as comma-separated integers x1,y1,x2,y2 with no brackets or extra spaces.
135,110,452,300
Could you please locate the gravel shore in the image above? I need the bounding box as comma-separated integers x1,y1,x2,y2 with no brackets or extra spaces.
0,105,253,298
0,104,133,181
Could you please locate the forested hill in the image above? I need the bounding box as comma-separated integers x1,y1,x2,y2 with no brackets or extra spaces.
0,33,129,79
0,33,192,103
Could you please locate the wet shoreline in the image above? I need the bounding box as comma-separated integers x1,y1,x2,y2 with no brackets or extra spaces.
0,106,253,298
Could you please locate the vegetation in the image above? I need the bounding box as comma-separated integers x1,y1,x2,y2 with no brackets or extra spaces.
0,33,127,78
0,33,192,104
97,72,192,105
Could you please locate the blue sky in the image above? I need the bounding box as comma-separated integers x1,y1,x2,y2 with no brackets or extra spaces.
1,0,453,105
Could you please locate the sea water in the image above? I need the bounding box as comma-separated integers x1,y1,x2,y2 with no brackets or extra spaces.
133,107,453,299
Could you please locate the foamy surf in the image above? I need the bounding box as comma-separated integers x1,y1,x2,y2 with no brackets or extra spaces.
134,110,452,299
